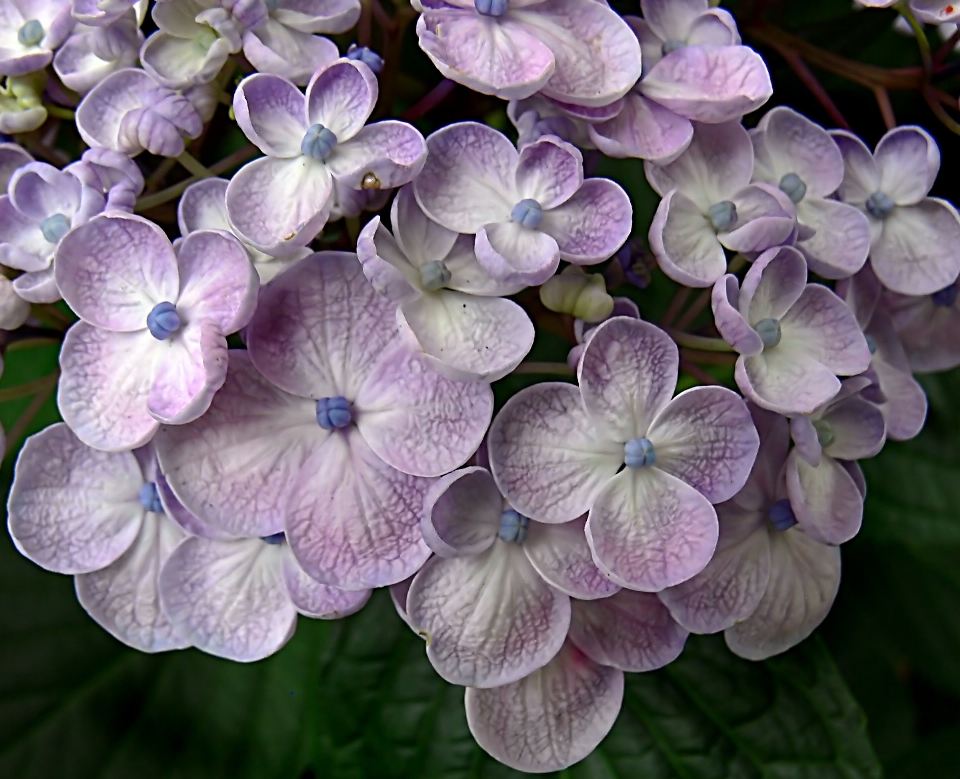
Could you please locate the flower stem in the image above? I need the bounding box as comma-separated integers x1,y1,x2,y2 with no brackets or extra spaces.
2,372,58,455
513,362,575,377
898,3,933,75
0,374,60,402
177,151,214,179
136,144,259,212
668,330,733,352
402,79,456,121
874,85,897,130
43,103,74,120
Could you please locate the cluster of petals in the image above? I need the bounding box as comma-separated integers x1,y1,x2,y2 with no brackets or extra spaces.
54,5,143,94
882,275,960,372
0,0,74,77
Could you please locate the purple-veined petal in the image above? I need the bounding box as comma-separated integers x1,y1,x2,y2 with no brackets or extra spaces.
820,397,886,461
831,130,879,205
357,216,419,301
177,177,231,234
648,189,727,287
796,198,871,280
233,72,308,157
872,353,928,441
589,92,694,162
242,20,340,85
875,125,939,205
718,183,796,253
754,106,844,197
779,284,872,375
279,545,371,618
523,516,621,600
306,58,378,142
325,120,428,190
474,221,560,286
736,351,841,416
739,245,808,325
785,449,863,545
421,467,501,558
391,575,415,627
154,469,232,540
790,415,822,468
514,136,583,209
540,178,633,265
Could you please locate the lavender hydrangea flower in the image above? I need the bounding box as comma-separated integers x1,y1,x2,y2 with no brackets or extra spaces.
882,278,960,372
53,9,142,94
7,423,189,652
590,4,772,161
358,185,535,382
786,379,884,545
0,0,74,76
159,530,370,663
0,161,106,303
76,68,204,157
713,246,872,415
227,60,427,255
751,107,872,279
832,125,960,295
55,213,258,451
66,147,145,213
72,0,141,27
414,122,632,286
508,94,622,150
660,405,841,660
155,253,493,591
837,267,928,440
179,177,310,283
0,72,46,133
489,316,760,591
242,0,358,85
413,0,641,107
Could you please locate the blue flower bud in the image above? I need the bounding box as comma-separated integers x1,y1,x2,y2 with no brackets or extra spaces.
661,39,685,56
301,124,338,161
419,260,451,291
261,532,285,544
778,172,807,204
865,190,895,220
498,509,529,543
865,334,878,355
768,499,797,531
813,419,835,448
317,396,353,430
18,20,44,47
707,200,738,231
511,198,543,229
475,0,509,16
40,213,71,244
932,282,959,308
755,317,782,348
624,438,656,468
139,482,164,514
146,302,182,340
346,44,384,74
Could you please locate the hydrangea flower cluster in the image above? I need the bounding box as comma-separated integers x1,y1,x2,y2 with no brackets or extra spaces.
1,0,958,772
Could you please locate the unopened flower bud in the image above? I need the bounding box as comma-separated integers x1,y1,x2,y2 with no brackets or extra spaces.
539,266,614,323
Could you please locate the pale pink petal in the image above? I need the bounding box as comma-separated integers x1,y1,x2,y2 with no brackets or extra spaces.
324,120,428,190
177,177,231,234
786,450,863,545
513,136,582,208
523,516,621,600
306,59,378,141
475,221,560,286
589,93,693,161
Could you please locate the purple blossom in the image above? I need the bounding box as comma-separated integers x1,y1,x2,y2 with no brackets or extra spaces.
0,161,106,303
646,121,798,287
833,125,960,295
154,253,493,591
72,0,141,27
413,122,632,286
66,147,145,212
566,296,641,370
712,246,872,415
76,68,205,157
55,212,259,451
413,0,642,106
751,107,872,279
883,278,960,372
358,184,535,382
660,405,842,660
489,316,760,591
590,3,772,161
508,94,623,150
227,60,427,255
53,8,143,94
0,0,74,77
7,423,190,652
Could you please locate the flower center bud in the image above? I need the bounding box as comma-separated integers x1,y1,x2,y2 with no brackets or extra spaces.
624,438,656,468
865,190,896,220
707,200,738,231
40,213,71,243
498,509,529,543
346,44,384,74
146,301,182,340
17,19,44,47
261,532,285,544
661,39,685,56
865,334,877,354
813,419,835,448
139,482,164,513
419,260,451,291
301,124,338,160
511,198,543,229
360,172,381,189
932,282,959,308
316,396,352,430
475,0,509,16
767,498,797,531
778,172,807,203
755,317,782,348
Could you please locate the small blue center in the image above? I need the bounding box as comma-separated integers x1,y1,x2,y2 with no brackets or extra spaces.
419,260,451,291
475,0,509,16
661,39,685,56
779,172,807,204
511,198,543,229
346,44,384,73
146,301,181,340
139,482,164,514
768,499,797,531
932,282,959,308
624,438,657,468
317,396,352,429
301,124,338,160
865,334,878,354
17,19,44,47
755,318,782,348
865,190,896,220
261,532,285,544
707,200,738,231
498,509,529,543
40,213,70,243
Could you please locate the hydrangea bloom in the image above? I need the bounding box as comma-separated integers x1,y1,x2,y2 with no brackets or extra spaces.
55,212,258,451
76,68,204,157
660,405,841,660
566,296,640,370
883,278,960,372
590,3,772,161
646,121,797,287
713,246,872,414
0,0,74,76
72,0,141,27
0,72,47,133
832,125,960,295
751,107,872,279
66,147,145,213
413,0,641,106
0,161,106,303
358,184,535,382
414,122,632,286
489,316,759,591
7,423,189,652
508,94,617,150
227,59,427,254
155,252,493,590
53,8,142,94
